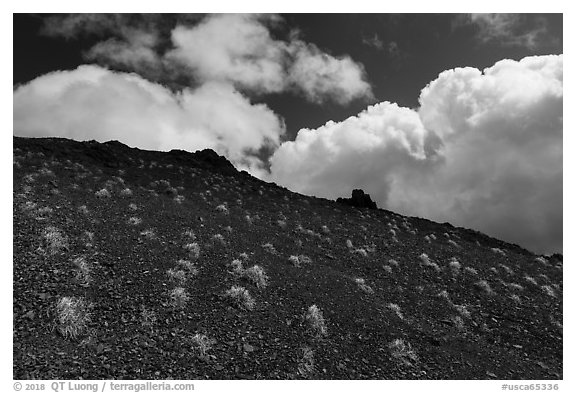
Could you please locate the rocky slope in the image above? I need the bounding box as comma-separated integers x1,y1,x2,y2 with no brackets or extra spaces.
13,136,562,380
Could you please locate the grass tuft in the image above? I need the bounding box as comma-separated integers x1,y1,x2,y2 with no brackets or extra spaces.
387,303,405,320
168,287,189,309
243,265,269,289
54,297,92,339
127,217,142,225
167,268,188,286
305,304,327,337
225,286,255,310
297,346,315,378
95,188,111,198
355,278,374,294
72,256,92,286
189,334,215,357
389,338,419,366
289,254,312,267
41,226,69,255
177,259,198,276
474,280,494,295
184,242,201,259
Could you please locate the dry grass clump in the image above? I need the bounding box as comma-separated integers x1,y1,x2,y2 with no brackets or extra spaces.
355,278,374,294
127,217,142,225
21,201,37,212
453,304,471,319
174,195,185,204
524,275,538,286
225,286,255,310
188,334,215,357
387,303,405,320
38,167,55,177
215,204,229,214
212,234,226,246
288,255,312,267
491,248,506,256
534,256,549,266
183,229,196,240
448,239,459,248
509,294,522,304
464,266,478,276
389,338,419,366
451,315,466,330
498,264,514,275
184,242,201,259
95,188,111,198
419,253,440,273
448,257,461,276
507,283,524,291
167,268,188,286
297,346,316,378
262,242,277,254
54,296,92,339
474,280,494,295
140,306,157,332
177,259,198,276
36,206,53,219
305,304,327,337
140,229,157,240
72,256,92,286
229,259,244,276
437,290,451,302
41,226,69,255
541,285,556,298
353,248,368,257
168,287,190,309
243,265,269,289
119,188,133,197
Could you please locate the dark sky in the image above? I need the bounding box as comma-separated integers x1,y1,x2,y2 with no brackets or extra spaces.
13,13,563,139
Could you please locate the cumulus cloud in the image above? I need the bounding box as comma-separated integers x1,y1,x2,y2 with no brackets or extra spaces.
269,55,562,254
40,14,372,104
269,102,440,202
42,14,168,77
13,65,285,174
167,14,372,103
166,14,287,94
287,41,373,104
86,31,162,75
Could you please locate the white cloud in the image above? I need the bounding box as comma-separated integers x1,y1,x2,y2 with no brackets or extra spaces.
466,14,550,50
168,14,372,103
167,14,287,94
86,30,162,74
287,40,373,104
269,102,439,202
13,65,285,173
269,55,563,254
42,14,373,104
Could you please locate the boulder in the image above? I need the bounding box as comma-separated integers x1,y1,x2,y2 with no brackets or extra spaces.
336,189,378,210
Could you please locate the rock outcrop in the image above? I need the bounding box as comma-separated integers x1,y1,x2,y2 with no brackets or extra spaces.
336,189,378,210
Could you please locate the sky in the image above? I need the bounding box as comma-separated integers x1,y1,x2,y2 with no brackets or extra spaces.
12,13,563,254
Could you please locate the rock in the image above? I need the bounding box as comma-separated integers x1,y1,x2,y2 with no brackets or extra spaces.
336,189,377,210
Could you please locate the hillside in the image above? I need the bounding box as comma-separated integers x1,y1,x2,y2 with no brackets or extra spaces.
13,136,562,380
